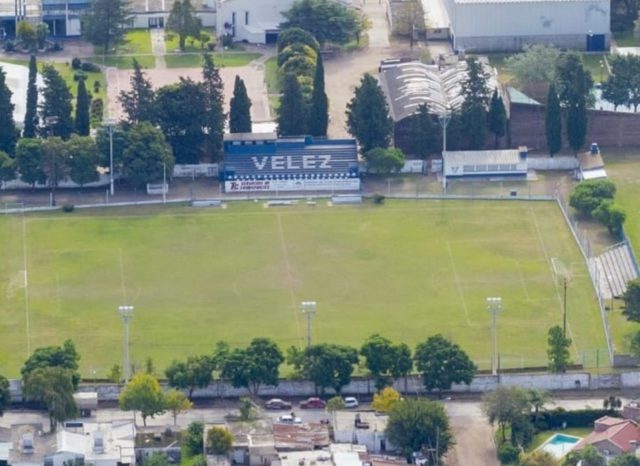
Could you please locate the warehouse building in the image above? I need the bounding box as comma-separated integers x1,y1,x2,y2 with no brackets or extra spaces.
442,147,529,188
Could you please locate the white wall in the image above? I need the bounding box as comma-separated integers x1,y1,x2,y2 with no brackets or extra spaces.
216,0,296,43
67,18,81,36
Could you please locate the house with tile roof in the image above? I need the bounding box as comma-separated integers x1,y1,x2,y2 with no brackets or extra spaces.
573,416,640,458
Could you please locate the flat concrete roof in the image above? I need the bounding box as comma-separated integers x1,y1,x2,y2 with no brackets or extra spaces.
333,411,389,432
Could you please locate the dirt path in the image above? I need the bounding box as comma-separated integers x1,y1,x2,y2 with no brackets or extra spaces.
445,402,500,466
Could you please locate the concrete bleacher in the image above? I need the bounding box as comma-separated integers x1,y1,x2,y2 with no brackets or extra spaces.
593,243,639,299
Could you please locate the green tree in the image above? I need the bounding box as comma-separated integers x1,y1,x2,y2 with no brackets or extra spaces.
592,199,626,235
75,78,91,136
365,147,405,174
0,67,18,156
545,83,562,156
40,137,70,193
15,138,46,186
547,325,572,373
229,75,252,134
82,0,132,53
238,396,256,421
414,334,476,394
389,343,413,394
460,57,491,150
569,179,616,217
67,135,99,187
482,386,531,442
154,78,207,164
567,95,587,155
611,0,638,32
165,355,214,399
202,54,225,161
487,88,507,148
371,386,401,413
278,73,307,136
36,23,48,49
385,398,452,461
308,53,328,137
165,389,193,425
346,73,393,153
519,450,559,466
278,42,318,69
23,367,77,432
288,343,358,394
90,98,104,125
96,123,127,172
555,52,594,106
23,55,38,138
119,373,165,426
326,396,346,412
40,65,74,139
504,44,560,88
527,389,550,423
107,364,123,384
220,338,284,397
22,339,81,389
121,122,174,188
280,0,361,46
0,151,16,183
276,28,320,55
17,22,37,51
579,446,606,466
0,375,10,415
184,421,204,456
407,104,438,158
602,54,636,110
609,454,640,466
143,453,170,466
623,279,640,322
360,334,396,390
166,0,202,51
119,59,156,125
206,426,234,455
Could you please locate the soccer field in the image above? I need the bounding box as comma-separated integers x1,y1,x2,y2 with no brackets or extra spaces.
0,200,606,377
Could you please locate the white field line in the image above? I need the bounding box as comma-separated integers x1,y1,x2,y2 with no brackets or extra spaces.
515,261,531,301
21,211,31,357
446,241,472,326
276,213,302,342
119,248,128,303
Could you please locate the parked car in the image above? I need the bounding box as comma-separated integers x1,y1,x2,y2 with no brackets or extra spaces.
344,397,359,408
300,397,327,409
276,414,302,424
265,398,292,410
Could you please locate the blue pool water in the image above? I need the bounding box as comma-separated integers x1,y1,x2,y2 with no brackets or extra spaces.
539,433,582,458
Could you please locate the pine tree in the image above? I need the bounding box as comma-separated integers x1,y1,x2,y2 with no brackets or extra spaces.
118,59,156,125
166,0,202,51
545,83,562,157
0,67,18,156
308,53,329,137
82,0,132,53
567,96,587,155
278,73,307,136
23,55,38,138
229,75,252,133
487,89,507,148
75,78,91,136
460,58,491,150
202,53,225,161
345,73,393,153
408,104,438,158
40,65,74,140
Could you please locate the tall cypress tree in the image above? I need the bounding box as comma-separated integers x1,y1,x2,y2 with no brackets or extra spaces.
229,75,252,133
408,103,438,158
0,67,18,156
567,97,587,155
487,88,507,148
75,78,91,136
545,83,562,157
308,53,328,137
40,65,74,140
118,59,155,125
82,0,132,53
23,55,38,138
278,73,307,136
202,53,225,161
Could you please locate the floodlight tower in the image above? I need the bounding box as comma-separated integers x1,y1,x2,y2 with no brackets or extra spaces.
301,301,317,348
487,297,502,376
119,305,134,383
103,118,117,197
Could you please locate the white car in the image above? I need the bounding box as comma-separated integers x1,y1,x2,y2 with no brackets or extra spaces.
276,414,302,424
344,397,359,408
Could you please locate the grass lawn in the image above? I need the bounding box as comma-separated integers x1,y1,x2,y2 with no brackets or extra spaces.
527,427,592,452
117,29,152,55
87,55,156,70
164,28,215,53
265,56,281,94
614,30,640,47
165,52,261,68
0,200,604,377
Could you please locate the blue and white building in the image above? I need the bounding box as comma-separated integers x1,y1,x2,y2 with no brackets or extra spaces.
220,133,360,193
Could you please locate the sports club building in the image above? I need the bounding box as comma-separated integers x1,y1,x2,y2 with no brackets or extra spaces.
220,133,361,193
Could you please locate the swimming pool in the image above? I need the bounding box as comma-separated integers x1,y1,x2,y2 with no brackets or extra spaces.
538,433,582,459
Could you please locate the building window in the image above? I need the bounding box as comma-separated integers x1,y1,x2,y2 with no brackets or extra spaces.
245,11,249,25
231,11,236,25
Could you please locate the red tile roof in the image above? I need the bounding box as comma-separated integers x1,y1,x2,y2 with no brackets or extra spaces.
575,417,640,453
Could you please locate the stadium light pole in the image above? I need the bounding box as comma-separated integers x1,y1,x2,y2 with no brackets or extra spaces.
487,297,502,376
301,301,317,348
119,305,134,383
438,106,451,154
103,118,117,197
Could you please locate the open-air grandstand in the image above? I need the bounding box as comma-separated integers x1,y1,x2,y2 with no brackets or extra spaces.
593,243,639,299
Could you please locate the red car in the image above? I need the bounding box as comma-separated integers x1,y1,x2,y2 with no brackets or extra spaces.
265,398,293,410
300,397,326,409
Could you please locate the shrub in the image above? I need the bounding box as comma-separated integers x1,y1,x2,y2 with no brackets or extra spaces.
535,408,616,429
81,61,101,72
3,40,15,52
569,179,616,217
62,204,75,213
497,443,520,464
207,42,215,51
71,57,82,69
93,80,101,93
221,34,233,47
73,71,87,82
372,193,386,204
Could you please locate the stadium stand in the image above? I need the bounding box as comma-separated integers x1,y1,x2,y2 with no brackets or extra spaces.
593,243,639,299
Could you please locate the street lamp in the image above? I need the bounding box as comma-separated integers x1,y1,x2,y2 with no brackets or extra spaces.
301,301,317,348
487,297,502,376
44,116,59,207
103,118,117,197
438,106,451,191
119,305,134,383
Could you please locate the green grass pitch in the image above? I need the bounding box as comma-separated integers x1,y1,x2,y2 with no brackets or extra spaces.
0,200,606,377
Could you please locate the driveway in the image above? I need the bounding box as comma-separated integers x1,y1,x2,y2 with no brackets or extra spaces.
445,401,500,466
